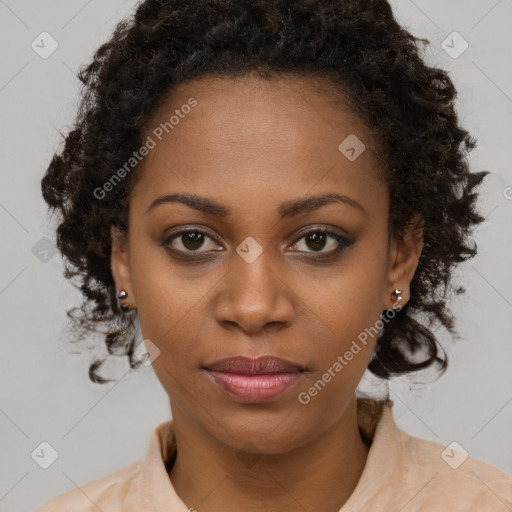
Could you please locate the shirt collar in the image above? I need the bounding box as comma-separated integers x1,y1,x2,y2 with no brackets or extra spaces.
140,397,400,511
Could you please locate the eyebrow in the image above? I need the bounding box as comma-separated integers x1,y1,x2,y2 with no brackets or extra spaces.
146,192,365,217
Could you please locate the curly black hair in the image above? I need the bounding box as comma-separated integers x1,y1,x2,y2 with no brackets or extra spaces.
41,0,488,384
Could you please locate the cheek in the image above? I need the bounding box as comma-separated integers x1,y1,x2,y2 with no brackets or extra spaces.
128,244,224,390
128,241,194,362
304,251,386,345
295,288,380,418
299,241,388,382
129,232,192,321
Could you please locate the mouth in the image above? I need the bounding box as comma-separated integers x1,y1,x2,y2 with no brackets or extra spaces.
202,355,306,403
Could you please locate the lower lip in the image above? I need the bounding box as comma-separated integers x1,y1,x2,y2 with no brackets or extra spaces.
205,370,302,403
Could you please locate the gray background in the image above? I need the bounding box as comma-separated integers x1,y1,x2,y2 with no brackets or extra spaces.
0,1,511,510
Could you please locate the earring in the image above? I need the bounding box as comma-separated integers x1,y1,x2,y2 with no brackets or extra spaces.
118,290,130,312
391,289,403,309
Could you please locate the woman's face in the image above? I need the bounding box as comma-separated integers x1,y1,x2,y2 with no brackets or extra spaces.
111,74,422,454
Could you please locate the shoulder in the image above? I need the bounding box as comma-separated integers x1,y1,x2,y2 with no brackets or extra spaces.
34,460,144,512
399,431,512,510
354,400,512,511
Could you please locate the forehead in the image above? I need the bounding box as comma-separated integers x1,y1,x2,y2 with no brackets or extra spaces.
130,74,386,218
144,73,375,151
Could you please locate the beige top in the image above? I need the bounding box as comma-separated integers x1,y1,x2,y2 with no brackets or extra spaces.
35,398,512,511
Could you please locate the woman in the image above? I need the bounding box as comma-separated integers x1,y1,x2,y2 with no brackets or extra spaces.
35,0,512,510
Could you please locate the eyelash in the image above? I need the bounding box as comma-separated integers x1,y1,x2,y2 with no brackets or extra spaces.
161,227,353,262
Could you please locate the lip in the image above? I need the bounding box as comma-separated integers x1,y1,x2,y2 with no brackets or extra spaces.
205,355,305,374
203,356,305,403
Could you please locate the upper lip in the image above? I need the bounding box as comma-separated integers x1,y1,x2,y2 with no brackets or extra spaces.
205,356,305,375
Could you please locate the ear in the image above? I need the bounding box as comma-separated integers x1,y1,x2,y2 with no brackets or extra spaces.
384,213,424,309
110,225,134,305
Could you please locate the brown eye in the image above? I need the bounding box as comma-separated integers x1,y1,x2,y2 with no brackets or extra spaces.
304,232,329,252
289,230,350,255
163,230,221,253
181,232,206,251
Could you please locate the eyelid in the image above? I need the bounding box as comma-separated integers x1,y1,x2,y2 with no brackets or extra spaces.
161,227,222,252
290,225,351,244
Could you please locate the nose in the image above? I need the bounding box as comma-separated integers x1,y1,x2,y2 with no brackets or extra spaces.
213,247,296,334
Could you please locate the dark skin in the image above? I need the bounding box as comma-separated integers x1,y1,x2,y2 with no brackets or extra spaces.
111,75,424,512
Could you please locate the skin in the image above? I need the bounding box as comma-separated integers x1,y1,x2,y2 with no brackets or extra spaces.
111,74,424,512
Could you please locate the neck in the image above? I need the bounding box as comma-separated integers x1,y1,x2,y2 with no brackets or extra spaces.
168,395,370,512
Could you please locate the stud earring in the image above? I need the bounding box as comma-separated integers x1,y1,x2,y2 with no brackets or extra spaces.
391,289,403,309
118,290,130,312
